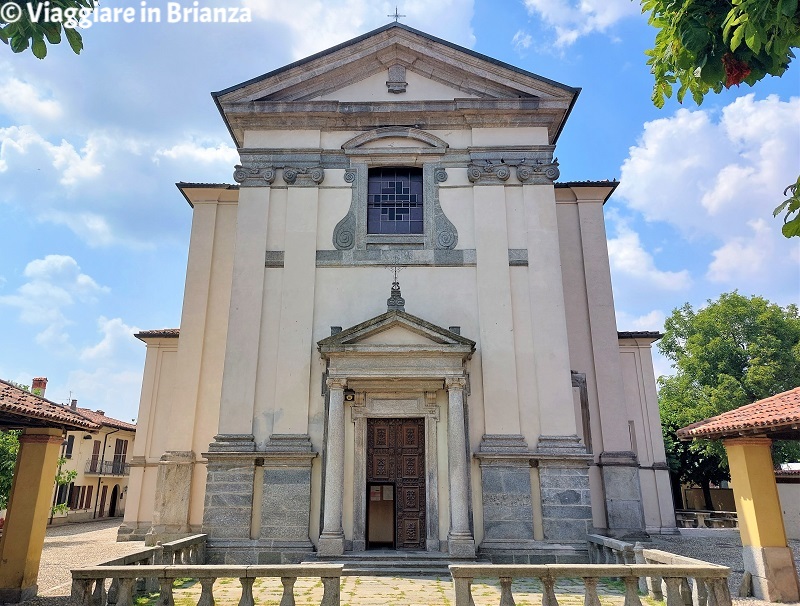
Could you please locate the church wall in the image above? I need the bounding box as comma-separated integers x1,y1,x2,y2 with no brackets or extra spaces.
313,69,482,102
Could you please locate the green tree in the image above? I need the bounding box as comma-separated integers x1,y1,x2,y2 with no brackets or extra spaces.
51,455,76,516
641,0,800,237
0,431,20,510
658,292,800,509
0,0,97,58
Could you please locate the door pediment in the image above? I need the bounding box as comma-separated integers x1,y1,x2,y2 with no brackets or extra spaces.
318,310,474,352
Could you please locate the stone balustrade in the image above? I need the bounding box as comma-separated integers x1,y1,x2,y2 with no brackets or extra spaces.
587,534,636,565
449,564,732,606
675,510,738,529
71,564,344,606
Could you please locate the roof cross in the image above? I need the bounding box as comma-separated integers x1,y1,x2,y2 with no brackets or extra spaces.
388,6,406,22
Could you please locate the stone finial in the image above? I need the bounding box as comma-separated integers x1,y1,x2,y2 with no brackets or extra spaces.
387,281,405,312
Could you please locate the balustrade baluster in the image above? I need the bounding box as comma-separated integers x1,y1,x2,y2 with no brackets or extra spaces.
583,577,601,606
453,577,475,606
664,577,684,606
238,577,255,606
706,578,732,606
90,578,107,606
157,577,174,606
541,576,559,606
692,578,708,606
499,577,515,606
71,578,94,606
320,576,340,606
279,576,296,606
115,578,135,606
680,578,693,606
623,576,642,606
197,577,216,606
633,543,648,594
107,577,120,605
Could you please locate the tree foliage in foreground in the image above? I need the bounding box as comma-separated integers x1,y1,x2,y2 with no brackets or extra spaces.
0,431,20,510
0,0,96,58
658,292,800,508
641,0,800,237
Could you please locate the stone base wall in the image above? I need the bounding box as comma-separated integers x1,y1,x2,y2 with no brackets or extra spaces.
479,541,588,564
205,540,313,565
599,451,647,539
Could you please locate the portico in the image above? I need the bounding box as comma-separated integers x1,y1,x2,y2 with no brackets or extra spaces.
317,297,476,558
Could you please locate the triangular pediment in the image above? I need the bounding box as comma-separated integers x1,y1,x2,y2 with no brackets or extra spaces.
213,23,579,146
318,310,475,352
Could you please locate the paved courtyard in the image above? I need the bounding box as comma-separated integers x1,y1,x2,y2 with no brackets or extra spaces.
19,521,800,606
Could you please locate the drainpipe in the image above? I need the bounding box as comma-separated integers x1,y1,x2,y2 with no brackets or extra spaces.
93,427,120,519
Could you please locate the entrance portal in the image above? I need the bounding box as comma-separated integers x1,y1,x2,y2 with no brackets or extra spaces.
366,418,426,550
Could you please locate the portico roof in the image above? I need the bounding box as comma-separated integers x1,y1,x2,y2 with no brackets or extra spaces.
0,379,100,431
677,386,800,441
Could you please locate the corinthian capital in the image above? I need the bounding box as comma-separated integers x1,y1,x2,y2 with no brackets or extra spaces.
445,376,467,390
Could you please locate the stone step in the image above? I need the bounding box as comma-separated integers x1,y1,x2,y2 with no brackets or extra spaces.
304,550,489,576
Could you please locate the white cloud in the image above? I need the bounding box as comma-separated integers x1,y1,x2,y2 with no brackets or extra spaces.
706,219,773,283
512,30,533,55
0,76,63,122
607,220,692,291
616,309,666,332
81,317,141,362
66,367,143,422
0,125,103,186
522,0,639,47
616,94,800,288
154,141,238,165
0,255,109,350
243,0,475,59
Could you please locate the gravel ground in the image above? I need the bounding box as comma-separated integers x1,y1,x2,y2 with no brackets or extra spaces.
20,518,145,606
648,528,800,606
16,522,800,606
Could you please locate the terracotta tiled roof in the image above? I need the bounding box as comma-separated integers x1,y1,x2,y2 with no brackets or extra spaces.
0,379,100,430
677,387,800,440
74,407,136,432
135,328,180,341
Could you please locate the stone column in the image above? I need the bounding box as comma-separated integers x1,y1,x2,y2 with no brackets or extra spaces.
724,437,800,602
0,428,63,603
318,378,346,556
446,377,475,557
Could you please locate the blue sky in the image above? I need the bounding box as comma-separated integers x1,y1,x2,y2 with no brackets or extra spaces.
1,0,798,422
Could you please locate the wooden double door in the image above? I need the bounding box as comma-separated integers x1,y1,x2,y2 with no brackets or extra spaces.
366,418,426,550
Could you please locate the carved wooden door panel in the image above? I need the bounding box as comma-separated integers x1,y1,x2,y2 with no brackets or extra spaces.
366,418,426,550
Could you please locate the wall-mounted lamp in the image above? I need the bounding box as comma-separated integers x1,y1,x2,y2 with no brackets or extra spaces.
344,389,355,402
83,434,93,440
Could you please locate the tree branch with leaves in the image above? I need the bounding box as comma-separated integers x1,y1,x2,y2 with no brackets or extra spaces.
641,0,800,237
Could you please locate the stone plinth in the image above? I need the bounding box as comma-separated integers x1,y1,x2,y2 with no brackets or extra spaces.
598,451,647,539
534,435,593,546
202,436,256,542
146,450,195,546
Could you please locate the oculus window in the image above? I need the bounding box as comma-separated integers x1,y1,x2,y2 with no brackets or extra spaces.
367,167,423,235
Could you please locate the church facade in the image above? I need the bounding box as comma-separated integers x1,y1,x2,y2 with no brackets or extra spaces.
119,23,676,564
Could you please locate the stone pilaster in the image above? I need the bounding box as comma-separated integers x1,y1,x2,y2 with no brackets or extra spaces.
145,450,195,546
259,434,317,563
446,377,476,557
599,451,648,539
535,436,593,545
318,378,346,556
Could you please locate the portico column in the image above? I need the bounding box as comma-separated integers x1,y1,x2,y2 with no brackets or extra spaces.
446,377,475,557
318,378,346,556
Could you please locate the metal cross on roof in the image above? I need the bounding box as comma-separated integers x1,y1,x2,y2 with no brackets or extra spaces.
388,6,406,22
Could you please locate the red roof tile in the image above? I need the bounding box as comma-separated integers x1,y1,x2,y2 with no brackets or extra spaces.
74,407,136,432
0,379,100,430
677,386,800,440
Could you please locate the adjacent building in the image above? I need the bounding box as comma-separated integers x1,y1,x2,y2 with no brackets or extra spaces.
120,23,676,564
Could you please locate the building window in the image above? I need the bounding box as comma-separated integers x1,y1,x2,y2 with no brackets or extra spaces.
367,167,423,235
64,434,74,459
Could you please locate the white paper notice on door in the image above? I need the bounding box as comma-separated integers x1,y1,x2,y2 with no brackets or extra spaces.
382,485,394,500
370,486,382,501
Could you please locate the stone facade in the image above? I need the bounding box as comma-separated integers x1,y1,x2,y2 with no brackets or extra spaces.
119,22,676,564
